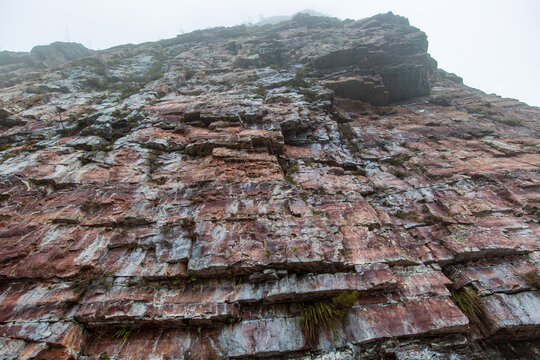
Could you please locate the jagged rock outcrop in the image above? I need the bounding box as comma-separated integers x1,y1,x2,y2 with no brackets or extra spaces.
0,12,539,360
29,42,94,67
0,42,93,67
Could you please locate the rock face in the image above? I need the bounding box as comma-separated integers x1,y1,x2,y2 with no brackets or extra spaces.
30,42,94,67
0,42,94,69
0,11,539,360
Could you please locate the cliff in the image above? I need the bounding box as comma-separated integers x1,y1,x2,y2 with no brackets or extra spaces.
0,12,539,360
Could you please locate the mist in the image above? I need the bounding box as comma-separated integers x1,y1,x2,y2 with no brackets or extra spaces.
1,0,539,106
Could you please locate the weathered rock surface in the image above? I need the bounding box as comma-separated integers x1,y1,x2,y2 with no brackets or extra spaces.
0,11,539,360
0,42,94,78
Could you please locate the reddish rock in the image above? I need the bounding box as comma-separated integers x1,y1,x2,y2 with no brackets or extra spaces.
484,292,540,339
0,10,539,360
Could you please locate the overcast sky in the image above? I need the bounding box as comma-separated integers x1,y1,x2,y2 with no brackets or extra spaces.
1,0,539,107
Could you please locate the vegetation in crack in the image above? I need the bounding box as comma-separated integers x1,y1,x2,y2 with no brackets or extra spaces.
522,269,540,289
288,69,310,88
70,270,113,295
112,325,132,340
78,49,167,99
300,290,359,346
450,286,493,336
146,149,163,184
337,123,363,154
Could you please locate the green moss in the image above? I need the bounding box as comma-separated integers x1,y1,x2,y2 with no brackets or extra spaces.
304,157,315,167
253,86,268,98
79,52,165,99
26,86,47,94
284,174,297,185
19,144,34,153
125,242,139,251
189,198,204,206
88,142,112,152
288,164,299,173
301,290,359,345
298,88,318,102
111,108,123,117
84,77,106,90
391,168,408,179
117,82,142,99
337,124,362,154
145,151,160,175
0,154,14,163
394,210,420,221
450,233,465,245
311,209,323,216
381,155,408,166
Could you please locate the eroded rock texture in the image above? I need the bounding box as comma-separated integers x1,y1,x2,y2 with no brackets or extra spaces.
0,12,539,360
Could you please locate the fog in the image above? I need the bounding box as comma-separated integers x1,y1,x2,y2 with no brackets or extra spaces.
1,0,539,106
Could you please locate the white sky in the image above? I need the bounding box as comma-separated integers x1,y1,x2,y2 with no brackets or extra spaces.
1,0,539,107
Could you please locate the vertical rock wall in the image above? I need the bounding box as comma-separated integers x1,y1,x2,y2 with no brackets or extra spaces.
0,12,539,360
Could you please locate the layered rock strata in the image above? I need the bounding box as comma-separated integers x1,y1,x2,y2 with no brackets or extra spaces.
0,12,539,360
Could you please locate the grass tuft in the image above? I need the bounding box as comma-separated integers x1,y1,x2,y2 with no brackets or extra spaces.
111,326,132,340
289,69,310,88
70,270,112,294
450,287,493,335
522,269,540,289
184,232,199,241
301,290,359,345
